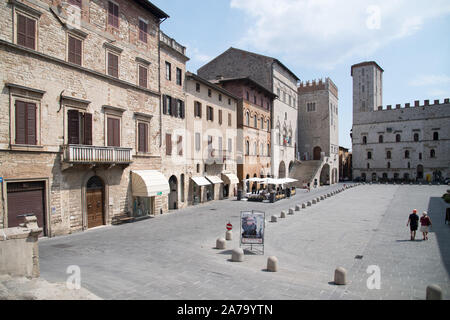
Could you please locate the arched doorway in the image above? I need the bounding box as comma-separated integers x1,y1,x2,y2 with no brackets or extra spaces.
320,164,330,185
417,165,424,180
86,176,105,229
313,146,322,160
279,161,286,178
288,161,294,175
168,176,178,210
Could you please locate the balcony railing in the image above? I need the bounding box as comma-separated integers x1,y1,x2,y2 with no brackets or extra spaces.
63,145,132,164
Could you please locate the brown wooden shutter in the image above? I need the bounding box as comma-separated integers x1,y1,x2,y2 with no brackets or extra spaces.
138,123,148,153
114,118,120,147
166,133,172,155
178,135,183,156
17,14,27,47
173,99,178,117
108,53,118,78
181,101,185,119
139,65,147,88
68,109,80,145
162,95,167,114
25,16,35,50
68,36,82,65
108,2,119,28
26,103,36,145
139,20,147,43
107,117,120,147
84,113,92,145
219,110,222,124
15,101,26,144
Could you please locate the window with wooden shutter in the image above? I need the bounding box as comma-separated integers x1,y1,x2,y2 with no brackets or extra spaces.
108,52,119,78
219,110,222,125
177,135,183,156
68,35,82,65
138,65,147,88
162,95,167,115
176,68,182,86
68,109,80,144
108,1,119,28
84,113,92,145
139,19,148,43
228,113,231,126
166,133,172,155
107,117,120,147
138,122,148,153
172,98,177,117
166,96,172,115
15,101,37,145
17,13,36,50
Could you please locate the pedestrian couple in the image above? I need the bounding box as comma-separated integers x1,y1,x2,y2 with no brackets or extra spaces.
407,209,432,241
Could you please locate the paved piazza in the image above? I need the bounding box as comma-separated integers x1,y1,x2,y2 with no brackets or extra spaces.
39,183,450,300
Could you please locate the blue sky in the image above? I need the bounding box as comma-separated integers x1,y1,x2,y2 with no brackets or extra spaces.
152,0,450,150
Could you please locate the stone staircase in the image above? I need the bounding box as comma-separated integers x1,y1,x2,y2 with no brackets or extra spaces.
289,159,324,188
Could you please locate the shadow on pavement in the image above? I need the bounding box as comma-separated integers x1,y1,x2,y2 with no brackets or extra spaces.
427,197,450,277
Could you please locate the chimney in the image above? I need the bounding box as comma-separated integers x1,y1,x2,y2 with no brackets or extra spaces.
387,105,392,110
414,100,420,107
405,103,410,108
424,100,429,106
396,104,401,109
434,99,440,105
444,98,449,104
378,106,383,110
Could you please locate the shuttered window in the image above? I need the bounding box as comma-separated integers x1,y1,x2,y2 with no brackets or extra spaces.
15,101,36,145
108,52,119,78
176,68,182,86
166,133,172,155
218,110,222,125
17,13,36,50
68,35,82,65
67,109,92,145
139,19,147,43
194,101,202,118
138,65,147,88
177,100,185,119
177,135,183,156
107,117,120,147
108,1,119,28
138,122,148,153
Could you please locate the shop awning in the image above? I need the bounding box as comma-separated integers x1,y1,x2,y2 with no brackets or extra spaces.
191,176,211,186
222,173,239,184
132,170,170,197
206,175,224,184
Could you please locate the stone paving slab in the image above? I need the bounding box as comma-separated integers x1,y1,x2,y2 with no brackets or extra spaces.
36,184,450,300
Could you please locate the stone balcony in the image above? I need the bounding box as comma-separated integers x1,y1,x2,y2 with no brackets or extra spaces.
62,145,132,168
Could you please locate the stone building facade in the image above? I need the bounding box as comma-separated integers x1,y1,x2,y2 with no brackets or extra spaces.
159,30,191,211
197,47,299,179
0,0,171,236
297,78,339,185
184,72,239,205
213,77,275,192
352,61,450,182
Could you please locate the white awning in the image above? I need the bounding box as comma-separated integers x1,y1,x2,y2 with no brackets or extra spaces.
191,176,211,186
246,178,266,183
222,173,239,184
206,175,223,184
132,170,170,197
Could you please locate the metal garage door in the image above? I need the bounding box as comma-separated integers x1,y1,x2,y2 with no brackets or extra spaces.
7,181,46,236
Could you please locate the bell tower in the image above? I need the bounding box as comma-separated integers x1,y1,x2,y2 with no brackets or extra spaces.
351,61,383,114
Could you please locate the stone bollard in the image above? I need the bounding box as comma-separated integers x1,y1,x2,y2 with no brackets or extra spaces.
307,201,312,206
302,203,306,209
320,195,324,200
295,204,301,211
216,238,226,249
226,230,233,241
271,215,278,223
327,193,331,197
426,284,442,300
280,210,287,218
316,197,320,202
334,267,347,285
289,208,295,215
231,248,244,262
267,256,278,272
312,199,316,204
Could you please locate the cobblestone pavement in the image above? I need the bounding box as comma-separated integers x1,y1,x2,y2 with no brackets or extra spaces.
38,183,450,300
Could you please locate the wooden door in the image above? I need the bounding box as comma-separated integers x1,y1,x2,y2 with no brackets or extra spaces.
87,189,104,228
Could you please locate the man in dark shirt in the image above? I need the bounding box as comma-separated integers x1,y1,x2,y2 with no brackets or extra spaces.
407,209,419,241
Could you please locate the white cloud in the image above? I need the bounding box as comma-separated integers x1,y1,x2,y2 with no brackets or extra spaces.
229,0,450,70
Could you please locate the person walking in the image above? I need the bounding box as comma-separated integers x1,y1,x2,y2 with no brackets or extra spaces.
420,211,432,240
407,209,419,241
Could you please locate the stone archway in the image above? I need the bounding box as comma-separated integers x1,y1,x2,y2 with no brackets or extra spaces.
168,175,178,210
278,161,286,178
288,161,294,175
320,164,330,185
313,146,322,160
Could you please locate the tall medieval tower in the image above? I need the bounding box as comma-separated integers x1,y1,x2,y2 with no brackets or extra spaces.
351,61,384,114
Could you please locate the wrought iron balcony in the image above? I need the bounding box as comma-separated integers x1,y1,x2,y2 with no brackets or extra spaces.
62,145,132,164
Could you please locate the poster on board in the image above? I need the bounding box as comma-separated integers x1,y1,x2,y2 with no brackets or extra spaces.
240,211,265,245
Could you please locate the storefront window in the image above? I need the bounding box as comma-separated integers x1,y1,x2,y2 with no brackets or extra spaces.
133,196,153,217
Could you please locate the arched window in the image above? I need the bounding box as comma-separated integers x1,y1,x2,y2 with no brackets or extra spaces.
387,162,391,169
430,149,436,158
379,135,383,143
362,136,367,144
260,118,264,129
267,120,270,131
246,112,250,126
254,115,257,128
433,132,439,141
404,150,410,159
367,163,370,169
245,140,249,155
386,151,391,159
414,133,419,142
367,151,372,159
396,134,401,142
